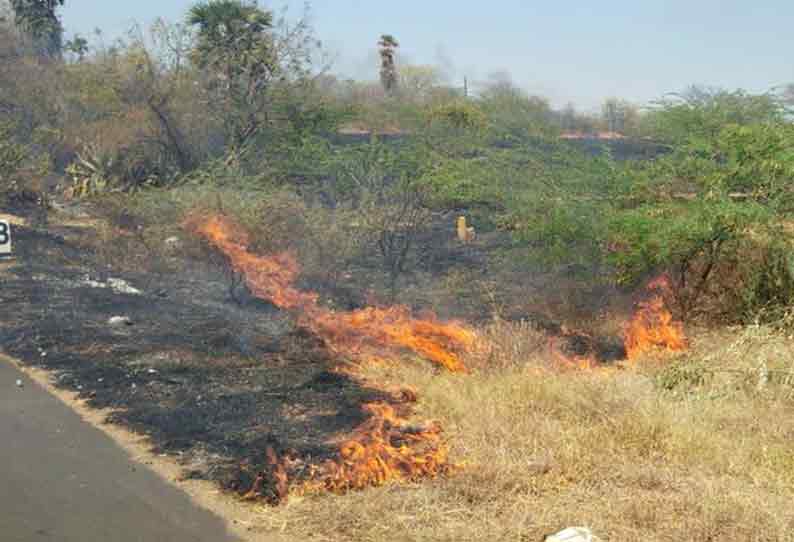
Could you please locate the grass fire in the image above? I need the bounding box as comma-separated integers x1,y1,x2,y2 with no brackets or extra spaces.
188,212,695,503
623,276,688,360
188,212,472,499
3,3,794,540
187,213,476,373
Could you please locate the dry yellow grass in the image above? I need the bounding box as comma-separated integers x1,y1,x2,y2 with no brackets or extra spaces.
245,321,794,542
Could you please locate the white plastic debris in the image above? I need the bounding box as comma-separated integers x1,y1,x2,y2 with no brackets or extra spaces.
15,379,23,388
83,275,142,296
164,236,183,250
108,316,133,326
106,278,142,295
545,527,601,542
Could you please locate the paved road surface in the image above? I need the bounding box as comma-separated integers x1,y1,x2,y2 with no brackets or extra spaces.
0,358,239,542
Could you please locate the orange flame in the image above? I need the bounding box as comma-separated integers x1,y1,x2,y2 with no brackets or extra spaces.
548,339,599,370
186,213,468,501
624,276,687,359
187,213,474,373
311,307,474,373
547,331,599,370
310,402,455,494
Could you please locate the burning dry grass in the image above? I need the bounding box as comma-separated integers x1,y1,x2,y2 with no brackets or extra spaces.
184,211,793,540
624,275,687,360
250,323,794,542
186,213,476,373
307,402,456,495
186,212,475,499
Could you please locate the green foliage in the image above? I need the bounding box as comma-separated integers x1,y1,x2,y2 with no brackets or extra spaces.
426,100,487,133
10,0,64,57
642,86,785,145
499,142,623,268
709,123,794,204
187,1,327,156
0,121,27,196
607,199,769,284
188,0,277,150
4,0,792,331
477,80,559,143
614,115,794,319
309,139,434,295
740,240,794,321
495,87,794,322
188,0,273,62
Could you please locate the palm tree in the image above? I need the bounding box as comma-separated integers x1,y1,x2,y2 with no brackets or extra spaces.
378,34,399,94
187,0,277,150
187,0,272,67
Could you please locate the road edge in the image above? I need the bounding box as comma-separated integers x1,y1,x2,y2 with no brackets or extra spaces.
0,352,278,542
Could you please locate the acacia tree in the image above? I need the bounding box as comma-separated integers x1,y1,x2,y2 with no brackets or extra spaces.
331,141,432,298
515,87,794,322
477,77,558,142
121,21,196,174
10,0,63,57
644,86,784,145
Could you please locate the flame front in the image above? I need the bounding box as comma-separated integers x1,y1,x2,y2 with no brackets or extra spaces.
624,276,687,359
188,213,474,372
312,307,474,373
312,402,455,493
186,213,471,501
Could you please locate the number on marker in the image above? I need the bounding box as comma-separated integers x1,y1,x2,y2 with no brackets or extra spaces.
0,220,11,255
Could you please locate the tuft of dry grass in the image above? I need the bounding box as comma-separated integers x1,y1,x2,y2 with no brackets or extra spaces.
247,322,794,542
468,319,551,372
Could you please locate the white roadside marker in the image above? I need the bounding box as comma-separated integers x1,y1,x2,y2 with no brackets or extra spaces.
0,219,11,256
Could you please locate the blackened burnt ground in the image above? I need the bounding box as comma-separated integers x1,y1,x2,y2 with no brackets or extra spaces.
0,216,408,500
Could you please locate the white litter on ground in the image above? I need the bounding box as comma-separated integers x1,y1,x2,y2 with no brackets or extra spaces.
108,316,133,326
545,527,601,542
82,276,142,295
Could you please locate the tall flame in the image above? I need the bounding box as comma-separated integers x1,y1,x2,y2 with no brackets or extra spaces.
186,213,471,501
623,275,687,359
187,213,475,373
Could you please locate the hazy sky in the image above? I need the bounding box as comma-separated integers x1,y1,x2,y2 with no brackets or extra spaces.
61,1,794,111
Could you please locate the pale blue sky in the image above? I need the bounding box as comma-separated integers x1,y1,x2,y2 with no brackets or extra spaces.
61,1,794,111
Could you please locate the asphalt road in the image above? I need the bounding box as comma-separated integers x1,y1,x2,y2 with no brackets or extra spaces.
0,358,239,542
